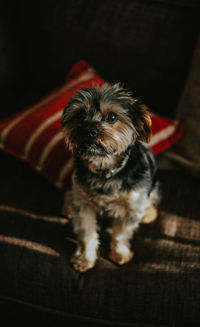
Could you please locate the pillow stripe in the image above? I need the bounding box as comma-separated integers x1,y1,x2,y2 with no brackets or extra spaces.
24,111,64,158
55,158,73,189
150,124,177,147
151,123,185,155
38,131,64,169
26,118,63,166
38,139,71,181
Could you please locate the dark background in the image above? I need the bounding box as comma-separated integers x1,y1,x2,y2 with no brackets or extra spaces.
0,0,199,119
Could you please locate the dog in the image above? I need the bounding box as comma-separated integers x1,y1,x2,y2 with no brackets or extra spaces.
61,83,160,272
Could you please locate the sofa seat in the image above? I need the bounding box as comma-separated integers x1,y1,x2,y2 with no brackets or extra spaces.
0,151,199,327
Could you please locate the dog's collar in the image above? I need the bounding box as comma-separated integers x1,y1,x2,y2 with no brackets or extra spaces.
97,147,132,179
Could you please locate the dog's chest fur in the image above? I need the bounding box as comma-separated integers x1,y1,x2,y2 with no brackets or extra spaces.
73,142,155,213
73,175,144,219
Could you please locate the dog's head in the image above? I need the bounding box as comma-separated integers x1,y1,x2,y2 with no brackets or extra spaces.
62,83,151,158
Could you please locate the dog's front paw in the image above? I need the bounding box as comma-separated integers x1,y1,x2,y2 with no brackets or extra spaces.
70,252,96,272
109,243,134,265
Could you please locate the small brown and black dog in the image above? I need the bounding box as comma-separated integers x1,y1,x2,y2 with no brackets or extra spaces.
62,83,160,272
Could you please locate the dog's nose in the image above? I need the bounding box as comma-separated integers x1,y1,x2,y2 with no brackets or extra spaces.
89,128,98,138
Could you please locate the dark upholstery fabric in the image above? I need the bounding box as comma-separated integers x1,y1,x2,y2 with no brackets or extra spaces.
153,0,200,7
0,1,23,90
0,1,199,117
0,152,63,215
0,151,200,327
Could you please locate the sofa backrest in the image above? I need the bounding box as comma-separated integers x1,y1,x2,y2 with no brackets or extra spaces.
0,0,200,117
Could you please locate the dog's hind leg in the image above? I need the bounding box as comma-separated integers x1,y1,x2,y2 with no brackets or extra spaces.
141,182,161,224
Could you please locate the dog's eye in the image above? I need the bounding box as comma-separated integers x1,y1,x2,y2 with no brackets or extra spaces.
105,112,117,124
77,110,86,120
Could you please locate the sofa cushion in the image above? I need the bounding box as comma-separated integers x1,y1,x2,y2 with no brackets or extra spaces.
0,60,184,190
0,151,63,216
0,159,200,326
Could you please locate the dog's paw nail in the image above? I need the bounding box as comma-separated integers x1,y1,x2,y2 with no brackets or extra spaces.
70,254,95,272
109,249,134,265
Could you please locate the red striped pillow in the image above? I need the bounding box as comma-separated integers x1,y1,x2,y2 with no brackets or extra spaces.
0,60,184,190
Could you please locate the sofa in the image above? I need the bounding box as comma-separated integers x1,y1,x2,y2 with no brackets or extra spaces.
0,1,200,326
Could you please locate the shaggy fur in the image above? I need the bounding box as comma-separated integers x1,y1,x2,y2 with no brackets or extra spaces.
62,83,160,272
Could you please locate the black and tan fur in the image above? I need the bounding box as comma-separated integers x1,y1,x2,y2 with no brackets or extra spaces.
62,83,160,272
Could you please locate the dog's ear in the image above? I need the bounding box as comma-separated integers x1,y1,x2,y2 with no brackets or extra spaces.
134,103,152,143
